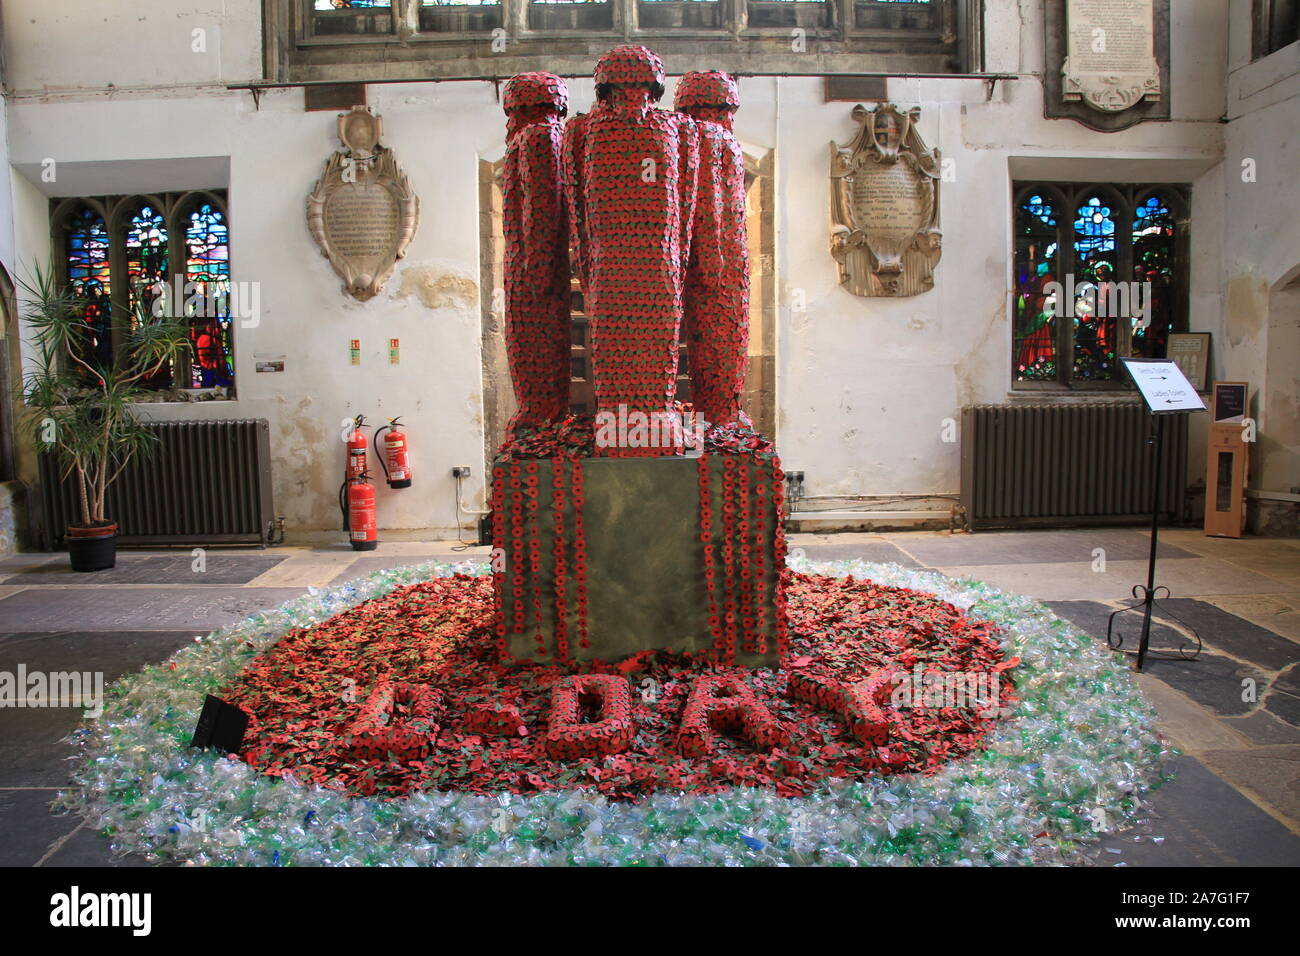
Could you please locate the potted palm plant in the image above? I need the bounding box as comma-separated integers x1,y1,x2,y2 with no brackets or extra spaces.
20,264,190,571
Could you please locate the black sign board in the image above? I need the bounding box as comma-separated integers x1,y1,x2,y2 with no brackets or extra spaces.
190,695,250,754
1213,382,1248,423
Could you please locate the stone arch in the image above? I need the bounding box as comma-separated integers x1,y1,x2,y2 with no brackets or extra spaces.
1252,261,1300,534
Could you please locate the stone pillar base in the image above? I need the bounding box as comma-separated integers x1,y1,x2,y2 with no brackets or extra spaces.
491,454,787,667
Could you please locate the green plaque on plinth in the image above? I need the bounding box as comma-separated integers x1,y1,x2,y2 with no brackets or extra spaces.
491,454,787,668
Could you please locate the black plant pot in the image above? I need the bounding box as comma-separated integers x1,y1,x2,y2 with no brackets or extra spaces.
66,522,118,572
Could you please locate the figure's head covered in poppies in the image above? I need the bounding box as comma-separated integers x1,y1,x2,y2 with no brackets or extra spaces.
502,72,569,116
593,45,666,102
673,71,740,112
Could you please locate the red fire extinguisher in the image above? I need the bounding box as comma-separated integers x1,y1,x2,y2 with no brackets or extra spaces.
374,417,413,489
346,414,370,480
339,471,378,551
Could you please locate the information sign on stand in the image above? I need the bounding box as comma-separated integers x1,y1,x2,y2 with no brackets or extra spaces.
1108,360,1206,670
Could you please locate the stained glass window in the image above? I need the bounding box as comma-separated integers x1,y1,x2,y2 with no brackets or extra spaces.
183,203,234,390
124,203,172,387
1013,194,1059,382
65,207,113,373
54,192,235,394
1012,182,1188,389
1071,196,1119,382
314,1,390,9
1131,194,1176,358
124,204,168,328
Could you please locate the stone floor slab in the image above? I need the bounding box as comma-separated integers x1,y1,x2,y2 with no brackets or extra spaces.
1157,599,1300,672
38,818,157,867
0,788,80,866
1157,532,1300,588
789,539,923,568
247,553,359,588
1204,594,1300,644
1222,710,1300,746
0,630,201,687
1046,600,1197,655
936,558,1292,602
328,555,445,586
1,554,285,586
1133,674,1253,753
0,587,307,632
0,706,89,787
1094,755,1300,865
889,529,1196,568
1199,745,1300,835
1135,652,1268,719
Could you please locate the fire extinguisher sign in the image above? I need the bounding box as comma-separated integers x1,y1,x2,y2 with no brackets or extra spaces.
350,339,361,366
389,338,400,365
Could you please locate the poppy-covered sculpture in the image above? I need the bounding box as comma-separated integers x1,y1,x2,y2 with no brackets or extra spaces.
493,49,787,669
500,72,572,441
562,45,701,457
674,70,750,431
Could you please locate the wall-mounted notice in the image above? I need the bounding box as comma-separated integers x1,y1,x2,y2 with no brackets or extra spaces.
1122,358,1206,413
1166,332,1210,391
350,338,361,366
389,338,400,365
254,353,286,373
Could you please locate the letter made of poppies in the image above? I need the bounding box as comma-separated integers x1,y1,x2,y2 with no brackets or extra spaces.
786,670,893,747
344,680,442,763
544,673,635,759
676,673,787,757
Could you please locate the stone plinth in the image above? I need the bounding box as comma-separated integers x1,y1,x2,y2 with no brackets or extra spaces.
491,454,787,668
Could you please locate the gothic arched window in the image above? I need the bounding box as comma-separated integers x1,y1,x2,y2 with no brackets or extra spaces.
50,191,234,395
180,199,234,391
63,205,113,375
1012,181,1189,389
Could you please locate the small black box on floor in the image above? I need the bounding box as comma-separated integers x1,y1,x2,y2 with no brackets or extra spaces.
190,695,249,753
491,454,788,667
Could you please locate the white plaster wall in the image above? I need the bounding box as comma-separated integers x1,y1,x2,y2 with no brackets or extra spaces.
6,80,498,535
1,0,1243,533
0,96,13,275
4,0,261,93
1220,3,1300,497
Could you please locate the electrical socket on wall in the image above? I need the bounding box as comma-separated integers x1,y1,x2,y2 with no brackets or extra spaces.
452,466,472,478
786,471,806,496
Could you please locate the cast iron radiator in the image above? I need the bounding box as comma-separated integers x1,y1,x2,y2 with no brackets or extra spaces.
39,419,274,547
959,404,1188,531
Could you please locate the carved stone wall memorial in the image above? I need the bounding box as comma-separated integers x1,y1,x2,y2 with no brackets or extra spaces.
307,107,420,301
1043,0,1170,131
1062,0,1160,113
829,103,942,298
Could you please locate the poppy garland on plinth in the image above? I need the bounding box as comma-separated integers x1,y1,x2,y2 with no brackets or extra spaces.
58,557,1169,866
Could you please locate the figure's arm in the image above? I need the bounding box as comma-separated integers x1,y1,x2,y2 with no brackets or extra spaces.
676,115,701,267
518,123,567,293
561,114,589,284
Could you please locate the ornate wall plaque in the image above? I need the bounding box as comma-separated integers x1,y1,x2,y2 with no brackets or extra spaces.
1043,0,1170,131
307,107,420,301
1062,0,1160,113
829,103,941,298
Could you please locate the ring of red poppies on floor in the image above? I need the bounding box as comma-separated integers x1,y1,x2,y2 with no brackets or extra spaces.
224,570,1015,801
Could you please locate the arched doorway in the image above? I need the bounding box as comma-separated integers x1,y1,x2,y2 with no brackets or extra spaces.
1253,263,1300,535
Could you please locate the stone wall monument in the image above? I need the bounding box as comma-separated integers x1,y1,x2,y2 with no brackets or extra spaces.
1043,0,1171,131
307,106,420,301
829,103,942,298
1062,0,1161,113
